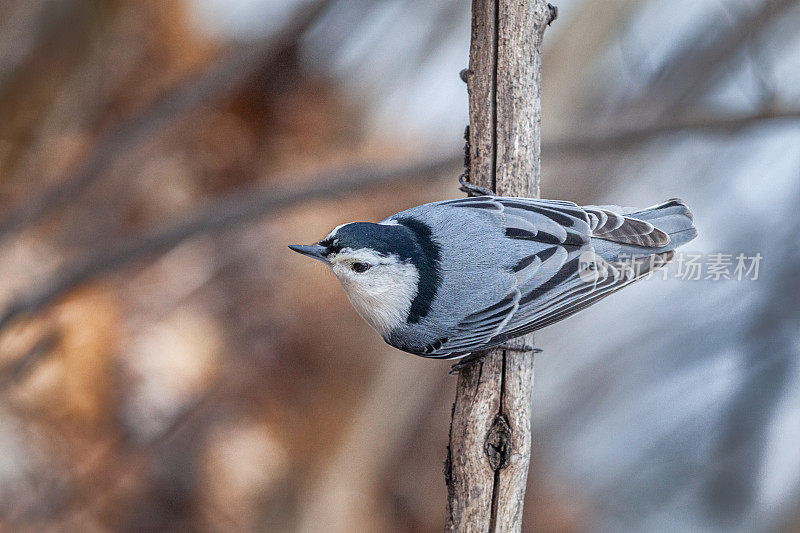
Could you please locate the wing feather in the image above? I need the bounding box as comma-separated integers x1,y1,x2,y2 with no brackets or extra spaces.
422,249,674,358
412,196,675,358
425,288,521,355
443,196,591,246
496,251,674,340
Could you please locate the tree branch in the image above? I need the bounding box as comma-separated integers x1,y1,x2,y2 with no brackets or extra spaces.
446,1,552,531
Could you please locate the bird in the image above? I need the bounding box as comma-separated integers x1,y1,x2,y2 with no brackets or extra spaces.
289,195,697,359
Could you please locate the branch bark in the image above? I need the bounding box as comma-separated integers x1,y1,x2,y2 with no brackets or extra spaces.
445,1,553,531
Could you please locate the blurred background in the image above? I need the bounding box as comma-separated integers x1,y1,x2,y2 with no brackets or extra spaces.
1,0,799,531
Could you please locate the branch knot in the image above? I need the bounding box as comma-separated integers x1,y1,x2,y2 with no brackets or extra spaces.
484,414,512,471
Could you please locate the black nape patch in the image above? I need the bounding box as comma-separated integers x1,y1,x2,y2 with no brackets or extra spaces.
396,217,442,324
322,222,411,258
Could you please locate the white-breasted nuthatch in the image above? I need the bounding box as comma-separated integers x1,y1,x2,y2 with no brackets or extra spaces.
289,195,696,359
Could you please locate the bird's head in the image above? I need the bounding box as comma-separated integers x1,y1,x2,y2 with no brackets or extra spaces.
289,221,424,335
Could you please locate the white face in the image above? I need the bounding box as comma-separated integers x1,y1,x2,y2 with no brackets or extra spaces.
327,247,419,335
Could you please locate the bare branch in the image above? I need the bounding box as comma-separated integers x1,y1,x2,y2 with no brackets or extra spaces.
446,1,551,530
546,107,800,155
0,156,460,335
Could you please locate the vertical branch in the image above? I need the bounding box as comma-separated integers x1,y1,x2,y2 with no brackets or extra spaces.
446,1,555,531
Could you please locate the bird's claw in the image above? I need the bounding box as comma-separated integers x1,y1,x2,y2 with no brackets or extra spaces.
449,353,484,374
458,175,495,197
449,344,541,373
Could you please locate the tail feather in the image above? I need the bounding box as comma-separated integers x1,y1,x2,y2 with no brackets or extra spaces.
589,199,697,262
584,205,670,248
626,198,697,250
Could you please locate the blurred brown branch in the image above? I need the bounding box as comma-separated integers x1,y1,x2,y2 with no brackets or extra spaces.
0,330,59,390
0,156,460,336
546,107,800,154
0,0,333,242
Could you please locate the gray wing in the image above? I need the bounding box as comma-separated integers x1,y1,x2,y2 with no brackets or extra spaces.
418,196,673,359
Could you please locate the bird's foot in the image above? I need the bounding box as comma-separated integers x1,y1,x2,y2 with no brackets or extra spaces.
449,344,541,373
546,3,558,26
449,352,485,374
458,174,495,197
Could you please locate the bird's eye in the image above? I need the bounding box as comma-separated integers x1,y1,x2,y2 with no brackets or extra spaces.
351,262,371,273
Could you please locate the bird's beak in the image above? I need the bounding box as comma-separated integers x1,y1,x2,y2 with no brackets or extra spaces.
288,244,331,264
